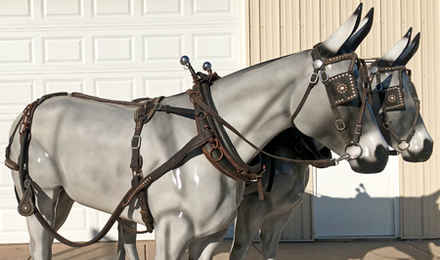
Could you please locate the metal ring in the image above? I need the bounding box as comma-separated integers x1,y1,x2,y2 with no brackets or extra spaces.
335,119,346,131
375,83,383,92
397,140,410,151
209,147,223,162
344,143,363,160
24,179,31,189
320,70,329,82
382,122,392,130
197,111,207,120
309,72,319,84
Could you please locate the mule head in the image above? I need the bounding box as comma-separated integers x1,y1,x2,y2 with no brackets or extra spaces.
293,4,389,173
371,30,433,162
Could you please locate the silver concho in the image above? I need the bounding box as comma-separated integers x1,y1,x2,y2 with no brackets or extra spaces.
337,83,348,94
388,94,397,103
313,59,323,70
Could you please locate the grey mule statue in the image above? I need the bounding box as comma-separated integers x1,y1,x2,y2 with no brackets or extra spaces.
116,8,432,260
229,27,433,260
7,4,392,260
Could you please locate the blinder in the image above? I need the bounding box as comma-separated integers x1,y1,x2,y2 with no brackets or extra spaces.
325,54,361,106
383,86,405,111
328,73,358,105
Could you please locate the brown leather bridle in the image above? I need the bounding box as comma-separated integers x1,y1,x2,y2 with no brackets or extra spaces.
369,64,420,152
290,47,372,162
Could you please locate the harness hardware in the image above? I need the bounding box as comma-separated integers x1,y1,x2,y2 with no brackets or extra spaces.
131,135,141,149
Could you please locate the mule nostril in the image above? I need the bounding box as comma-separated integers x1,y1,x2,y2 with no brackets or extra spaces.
349,144,388,173
401,138,433,162
375,144,389,163
421,138,433,160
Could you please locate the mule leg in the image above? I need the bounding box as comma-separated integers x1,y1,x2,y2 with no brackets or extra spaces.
188,227,229,260
259,210,295,260
53,189,74,231
26,188,63,260
230,195,267,260
117,220,140,260
154,215,194,260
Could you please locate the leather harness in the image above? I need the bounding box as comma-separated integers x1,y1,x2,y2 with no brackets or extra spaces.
4,46,373,247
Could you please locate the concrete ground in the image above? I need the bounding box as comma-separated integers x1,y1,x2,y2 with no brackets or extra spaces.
1,239,440,260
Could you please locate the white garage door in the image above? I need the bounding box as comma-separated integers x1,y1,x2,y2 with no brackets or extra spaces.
0,0,243,244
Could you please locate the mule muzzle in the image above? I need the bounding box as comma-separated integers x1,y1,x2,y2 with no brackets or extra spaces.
401,138,433,162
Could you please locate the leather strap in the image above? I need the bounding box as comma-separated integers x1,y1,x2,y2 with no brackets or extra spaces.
130,97,163,174
188,90,336,169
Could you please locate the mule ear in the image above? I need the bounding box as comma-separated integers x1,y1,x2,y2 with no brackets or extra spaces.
340,8,374,53
377,28,412,67
394,32,420,66
318,3,362,58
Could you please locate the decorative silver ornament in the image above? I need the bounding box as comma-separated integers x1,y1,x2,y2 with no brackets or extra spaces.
180,55,190,66
313,59,323,69
388,94,397,103
203,62,212,72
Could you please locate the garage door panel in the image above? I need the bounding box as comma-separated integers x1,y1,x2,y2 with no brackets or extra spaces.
145,77,184,97
44,79,85,94
0,165,15,189
0,0,237,25
0,81,36,108
43,37,85,64
0,30,239,72
0,0,241,244
43,0,83,18
0,209,28,233
94,78,134,100
0,0,32,18
0,37,34,64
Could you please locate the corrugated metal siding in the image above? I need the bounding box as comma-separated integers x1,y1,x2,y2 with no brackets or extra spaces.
245,0,440,240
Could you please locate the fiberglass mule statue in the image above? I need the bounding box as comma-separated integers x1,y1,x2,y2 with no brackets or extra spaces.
6,4,388,260
229,28,433,260
118,5,391,260
115,6,384,260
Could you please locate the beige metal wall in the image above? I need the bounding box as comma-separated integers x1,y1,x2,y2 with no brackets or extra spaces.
245,0,440,239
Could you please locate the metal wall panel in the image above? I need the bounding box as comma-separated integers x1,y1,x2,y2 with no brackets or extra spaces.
245,0,440,240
